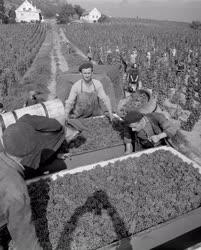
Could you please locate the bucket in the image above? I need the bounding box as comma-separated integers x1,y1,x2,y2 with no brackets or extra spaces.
0,99,65,137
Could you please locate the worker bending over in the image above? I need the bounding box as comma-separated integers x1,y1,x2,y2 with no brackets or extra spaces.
123,110,179,154
0,122,43,250
65,62,113,121
0,114,87,249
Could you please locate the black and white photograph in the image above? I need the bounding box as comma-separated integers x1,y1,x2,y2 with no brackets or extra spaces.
0,0,201,249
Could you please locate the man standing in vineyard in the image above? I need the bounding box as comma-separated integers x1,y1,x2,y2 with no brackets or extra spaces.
146,51,151,67
130,47,138,65
65,62,114,121
106,48,113,65
126,63,141,93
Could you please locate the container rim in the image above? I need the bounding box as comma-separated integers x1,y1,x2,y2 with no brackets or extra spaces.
26,146,201,184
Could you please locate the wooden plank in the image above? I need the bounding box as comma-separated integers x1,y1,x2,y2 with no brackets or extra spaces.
98,207,201,250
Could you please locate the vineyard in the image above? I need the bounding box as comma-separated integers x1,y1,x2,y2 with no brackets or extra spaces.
1,18,201,249
62,20,201,131
0,23,47,108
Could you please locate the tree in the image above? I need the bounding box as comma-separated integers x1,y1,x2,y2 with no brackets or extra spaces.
74,4,85,18
56,3,75,24
8,6,16,23
190,21,201,30
0,0,5,23
98,14,110,23
0,0,5,14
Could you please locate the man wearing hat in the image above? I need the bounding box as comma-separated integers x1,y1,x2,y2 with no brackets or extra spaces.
0,114,88,249
65,62,114,121
123,111,179,154
0,121,43,250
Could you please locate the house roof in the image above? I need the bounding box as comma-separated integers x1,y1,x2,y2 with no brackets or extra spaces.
16,0,41,13
81,10,90,16
81,8,101,17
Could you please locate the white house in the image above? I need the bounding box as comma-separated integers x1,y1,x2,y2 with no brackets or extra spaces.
80,8,101,23
15,0,42,23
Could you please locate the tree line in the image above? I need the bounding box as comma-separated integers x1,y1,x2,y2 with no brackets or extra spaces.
0,0,16,24
0,0,109,24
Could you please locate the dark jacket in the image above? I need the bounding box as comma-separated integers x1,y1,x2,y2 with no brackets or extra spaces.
124,112,179,148
0,152,42,250
16,114,65,169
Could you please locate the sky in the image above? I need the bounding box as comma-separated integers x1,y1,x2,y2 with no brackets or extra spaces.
68,0,201,22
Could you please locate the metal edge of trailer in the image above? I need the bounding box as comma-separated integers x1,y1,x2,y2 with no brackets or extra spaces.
65,143,125,169
27,145,201,184
97,206,201,250
25,146,201,249
2,146,201,247
25,143,125,181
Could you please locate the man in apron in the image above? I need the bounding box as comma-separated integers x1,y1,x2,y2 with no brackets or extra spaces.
65,62,114,121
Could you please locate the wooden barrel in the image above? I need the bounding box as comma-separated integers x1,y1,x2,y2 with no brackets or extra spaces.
0,99,65,137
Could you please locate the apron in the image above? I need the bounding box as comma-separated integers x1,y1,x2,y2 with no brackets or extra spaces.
73,80,102,118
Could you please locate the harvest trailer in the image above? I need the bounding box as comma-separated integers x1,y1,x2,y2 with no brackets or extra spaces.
1,100,201,249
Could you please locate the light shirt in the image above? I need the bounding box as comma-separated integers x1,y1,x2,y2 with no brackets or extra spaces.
65,79,110,114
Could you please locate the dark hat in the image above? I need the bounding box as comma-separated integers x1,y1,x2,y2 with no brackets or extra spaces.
124,111,144,125
2,122,38,157
79,62,93,72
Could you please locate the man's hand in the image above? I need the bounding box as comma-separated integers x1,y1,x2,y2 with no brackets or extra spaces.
109,113,114,123
149,135,161,144
125,143,133,155
57,153,72,160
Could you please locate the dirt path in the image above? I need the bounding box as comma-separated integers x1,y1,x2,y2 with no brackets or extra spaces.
47,49,57,100
47,22,69,100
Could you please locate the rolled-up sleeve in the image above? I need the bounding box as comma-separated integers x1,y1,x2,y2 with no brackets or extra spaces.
96,81,112,114
154,113,179,138
65,82,79,116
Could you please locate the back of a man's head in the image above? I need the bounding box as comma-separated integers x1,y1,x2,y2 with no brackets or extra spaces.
2,122,37,158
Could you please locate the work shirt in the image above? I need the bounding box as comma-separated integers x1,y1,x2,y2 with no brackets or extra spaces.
65,79,111,116
0,152,42,250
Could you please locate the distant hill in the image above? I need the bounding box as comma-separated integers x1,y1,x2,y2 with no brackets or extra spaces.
73,0,201,22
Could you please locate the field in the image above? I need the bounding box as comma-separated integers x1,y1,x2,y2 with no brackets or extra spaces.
1,17,201,249
62,20,201,131
0,23,47,109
